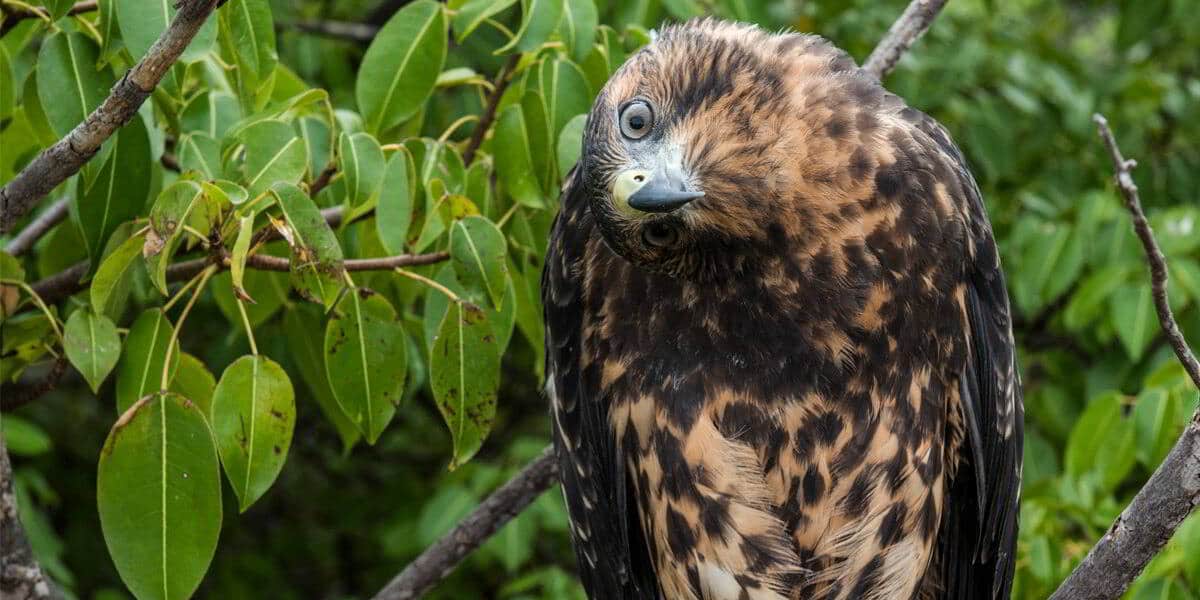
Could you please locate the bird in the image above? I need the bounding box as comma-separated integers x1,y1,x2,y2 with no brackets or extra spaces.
542,18,1023,600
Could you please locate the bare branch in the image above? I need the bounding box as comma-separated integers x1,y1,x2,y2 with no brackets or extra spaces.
1,431,65,600
0,1,97,37
372,446,559,600
4,199,69,257
0,358,68,411
0,0,223,234
282,19,378,44
863,0,950,79
1049,115,1200,600
462,55,521,166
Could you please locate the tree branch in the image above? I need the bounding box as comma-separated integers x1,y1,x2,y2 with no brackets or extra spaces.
3,199,69,257
1049,115,1200,600
281,19,378,44
462,55,521,166
0,0,97,37
0,358,68,411
862,0,950,79
372,446,559,600
1,431,65,600
0,0,223,234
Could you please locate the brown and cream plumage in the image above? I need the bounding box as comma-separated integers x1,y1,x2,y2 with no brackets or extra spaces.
543,19,1023,600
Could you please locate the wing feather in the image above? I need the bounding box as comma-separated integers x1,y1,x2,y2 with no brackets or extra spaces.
543,169,659,599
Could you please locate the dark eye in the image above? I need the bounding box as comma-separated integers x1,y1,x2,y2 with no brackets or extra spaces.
642,222,677,248
620,101,653,140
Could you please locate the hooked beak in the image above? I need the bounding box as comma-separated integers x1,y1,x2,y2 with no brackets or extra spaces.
613,165,704,214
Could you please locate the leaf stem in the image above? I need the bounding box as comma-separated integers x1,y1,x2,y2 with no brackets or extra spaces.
393,268,460,303
236,298,259,355
1,278,63,341
160,265,215,390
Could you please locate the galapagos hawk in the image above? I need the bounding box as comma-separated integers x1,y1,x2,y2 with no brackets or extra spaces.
543,19,1023,600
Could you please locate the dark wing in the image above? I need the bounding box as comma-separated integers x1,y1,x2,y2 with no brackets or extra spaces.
543,169,659,600
920,116,1024,600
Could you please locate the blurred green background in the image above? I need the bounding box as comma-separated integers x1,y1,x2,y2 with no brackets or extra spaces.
4,0,1200,598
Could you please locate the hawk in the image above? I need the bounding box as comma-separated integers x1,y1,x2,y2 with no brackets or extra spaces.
543,19,1022,600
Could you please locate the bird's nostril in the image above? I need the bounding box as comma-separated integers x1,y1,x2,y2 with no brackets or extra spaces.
634,175,645,182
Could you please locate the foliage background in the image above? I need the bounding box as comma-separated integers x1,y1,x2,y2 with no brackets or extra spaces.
3,0,1200,598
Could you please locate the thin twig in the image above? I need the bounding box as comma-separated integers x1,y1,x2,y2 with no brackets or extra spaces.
0,0,223,233
4,198,69,257
0,358,68,411
240,251,450,272
281,19,378,44
371,446,559,600
1,430,66,600
862,0,950,79
1049,115,1200,600
0,0,97,37
462,55,521,166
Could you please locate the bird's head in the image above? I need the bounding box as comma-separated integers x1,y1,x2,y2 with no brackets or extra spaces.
575,19,869,280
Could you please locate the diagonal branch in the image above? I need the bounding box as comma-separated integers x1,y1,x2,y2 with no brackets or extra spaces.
462,55,521,166
0,0,223,234
3,199,70,257
372,446,559,600
1049,115,1200,600
862,0,950,79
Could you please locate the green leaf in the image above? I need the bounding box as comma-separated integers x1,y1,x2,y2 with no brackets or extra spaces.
1,313,56,382
116,0,216,63
143,181,206,295
556,114,586,179
180,91,240,138
36,31,115,137
495,0,564,55
1063,264,1130,331
64,309,121,393
91,231,147,320
97,393,221,600
519,90,554,195
282,305,360,452
431,301,499,468
240,119,309,197
230,216,254,294
538,59,591,143
169,353,216,417
452,0,517,42
376,149,416,254
421,263,514,351
73,115,152,262
176,133,222,180
559,0,598,62
270,182,344,309
1065,391,1137,492
211,355,295,511
201,180,249,206
357,0,448,134
0,45,14,121
0,250,25,282
324,291,408,444
1111,284,1158,361
217,0,278,112
493,105,544,208
1133,387,1182,469
450,216,508,309
97,0,123,64
339,132,386,218
115,309,180,413
2,415,52,456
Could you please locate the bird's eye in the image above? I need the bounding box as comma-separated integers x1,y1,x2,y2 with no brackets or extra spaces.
642,222,678,248
619,101,654,140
